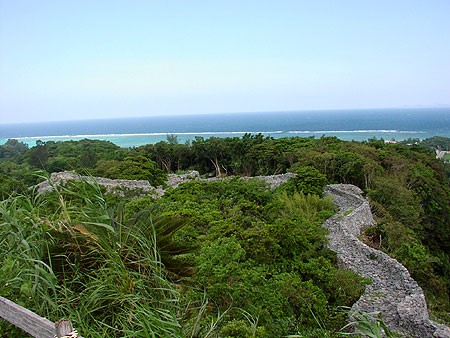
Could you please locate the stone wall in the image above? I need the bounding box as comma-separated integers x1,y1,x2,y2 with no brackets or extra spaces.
254,173,296,189
34,171,165,197
35,171,295,197
323,184,450,338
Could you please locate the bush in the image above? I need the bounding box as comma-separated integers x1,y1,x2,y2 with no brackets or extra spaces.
161,178,365,336
104,155,167,186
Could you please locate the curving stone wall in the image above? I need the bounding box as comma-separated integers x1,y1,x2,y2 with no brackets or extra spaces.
324,184,450,338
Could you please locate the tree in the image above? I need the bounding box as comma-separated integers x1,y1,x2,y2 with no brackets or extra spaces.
0,139,28,160
105,156,167,186
166,134,179,145
28,141,48,169
191,137,231,177
291,166,328,196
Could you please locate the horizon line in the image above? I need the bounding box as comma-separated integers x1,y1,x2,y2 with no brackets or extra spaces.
1,105,450,125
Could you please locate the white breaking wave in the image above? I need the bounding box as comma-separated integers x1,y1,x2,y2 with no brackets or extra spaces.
288,130,426,134
14,130,285,140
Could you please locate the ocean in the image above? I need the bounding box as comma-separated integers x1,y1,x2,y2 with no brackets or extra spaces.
1,108,449,148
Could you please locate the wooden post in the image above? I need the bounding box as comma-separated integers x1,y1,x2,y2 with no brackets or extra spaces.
0,296,82,338
55,319,79,338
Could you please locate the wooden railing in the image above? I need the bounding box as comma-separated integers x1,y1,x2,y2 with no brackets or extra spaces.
0,296,82,338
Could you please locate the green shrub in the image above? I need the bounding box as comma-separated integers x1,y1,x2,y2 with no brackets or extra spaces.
163,178,365,336
104,155,167,186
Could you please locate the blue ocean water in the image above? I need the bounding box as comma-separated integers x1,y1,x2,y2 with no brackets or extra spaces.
1,108,449,148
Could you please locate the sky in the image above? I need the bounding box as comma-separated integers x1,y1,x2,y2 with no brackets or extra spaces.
1,1,450,123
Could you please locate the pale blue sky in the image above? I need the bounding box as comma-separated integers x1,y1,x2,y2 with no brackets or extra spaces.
1,0,449,123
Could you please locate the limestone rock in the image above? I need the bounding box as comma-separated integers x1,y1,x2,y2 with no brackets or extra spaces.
324,184,449,338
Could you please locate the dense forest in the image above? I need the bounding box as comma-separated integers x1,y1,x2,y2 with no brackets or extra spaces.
0,135,449,337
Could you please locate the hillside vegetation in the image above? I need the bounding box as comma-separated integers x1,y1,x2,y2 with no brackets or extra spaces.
0,135,449,336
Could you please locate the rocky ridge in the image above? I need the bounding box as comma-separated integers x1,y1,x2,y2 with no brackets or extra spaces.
324,184,450,338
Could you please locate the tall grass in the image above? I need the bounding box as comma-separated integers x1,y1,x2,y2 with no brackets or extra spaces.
339,307,401,338
0,191,58,311
0,191,60,337
0,177,184,337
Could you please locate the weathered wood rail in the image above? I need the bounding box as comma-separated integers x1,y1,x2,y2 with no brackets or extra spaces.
0,296,82,338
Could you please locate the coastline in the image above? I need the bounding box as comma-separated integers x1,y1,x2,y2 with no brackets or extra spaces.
1,108,449,147
1,129,447,148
